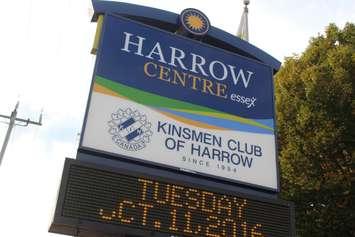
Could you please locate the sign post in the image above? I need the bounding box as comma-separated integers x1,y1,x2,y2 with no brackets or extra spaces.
50,1,294,236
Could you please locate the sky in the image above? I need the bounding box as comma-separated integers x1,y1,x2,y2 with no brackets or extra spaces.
0,0,354,236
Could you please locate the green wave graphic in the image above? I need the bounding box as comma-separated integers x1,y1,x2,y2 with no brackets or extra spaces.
95,76,272,130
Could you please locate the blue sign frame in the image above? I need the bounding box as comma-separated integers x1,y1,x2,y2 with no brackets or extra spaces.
79,14,279,192
91,1,281,72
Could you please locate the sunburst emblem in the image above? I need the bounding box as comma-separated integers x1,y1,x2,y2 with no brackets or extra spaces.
186,13,205,31
180,8,210,36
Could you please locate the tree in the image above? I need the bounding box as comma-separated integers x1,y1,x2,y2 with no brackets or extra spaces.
275,23,354,236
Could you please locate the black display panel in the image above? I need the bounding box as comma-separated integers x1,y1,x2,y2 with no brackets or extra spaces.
50,159,293,237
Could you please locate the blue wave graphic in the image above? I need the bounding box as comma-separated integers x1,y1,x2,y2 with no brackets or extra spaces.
254,118,274,128
158,108,274,135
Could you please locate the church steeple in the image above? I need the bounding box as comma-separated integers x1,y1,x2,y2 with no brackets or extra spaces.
237,0,250,41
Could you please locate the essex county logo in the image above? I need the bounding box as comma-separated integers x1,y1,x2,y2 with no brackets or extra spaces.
180,8,210,36
108,108,153,151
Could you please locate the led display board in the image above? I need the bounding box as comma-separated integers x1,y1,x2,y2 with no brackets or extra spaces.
50,159,293,237
81,13,278,191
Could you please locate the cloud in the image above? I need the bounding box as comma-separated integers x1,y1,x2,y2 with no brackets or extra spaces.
0,132,75,236
0,1,92,236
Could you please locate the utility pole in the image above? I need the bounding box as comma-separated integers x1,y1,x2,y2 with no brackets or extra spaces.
0,102,42,166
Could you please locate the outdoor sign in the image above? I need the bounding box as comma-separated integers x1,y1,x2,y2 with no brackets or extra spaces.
50,159,293,237
81,14,278,190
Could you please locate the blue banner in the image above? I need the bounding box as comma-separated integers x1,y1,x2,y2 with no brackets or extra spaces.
96,14,275,120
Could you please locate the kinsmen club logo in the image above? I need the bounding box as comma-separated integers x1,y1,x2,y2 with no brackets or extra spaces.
108,108,153,151
180,8,210,36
